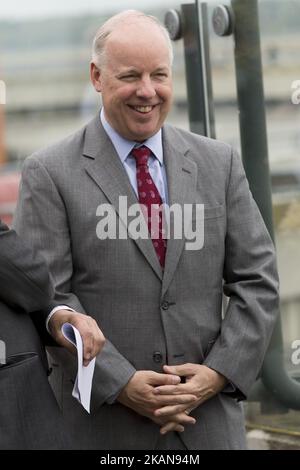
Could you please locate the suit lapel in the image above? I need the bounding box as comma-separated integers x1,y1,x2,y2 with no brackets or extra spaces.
161,126,198,297
82,117,163,280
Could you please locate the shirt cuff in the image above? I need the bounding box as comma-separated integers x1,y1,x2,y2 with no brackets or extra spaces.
46,305,75,333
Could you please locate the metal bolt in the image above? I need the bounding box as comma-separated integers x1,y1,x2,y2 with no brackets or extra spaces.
164,9,183,41
212,5,234,37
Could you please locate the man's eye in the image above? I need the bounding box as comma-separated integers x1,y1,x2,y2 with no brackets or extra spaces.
120,75,136,81
155,73,168,79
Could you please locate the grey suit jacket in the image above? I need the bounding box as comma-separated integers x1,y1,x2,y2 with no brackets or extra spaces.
13,116,279,450
0,221,68,449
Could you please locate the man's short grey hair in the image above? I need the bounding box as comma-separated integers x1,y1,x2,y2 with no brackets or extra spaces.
92,10,174,67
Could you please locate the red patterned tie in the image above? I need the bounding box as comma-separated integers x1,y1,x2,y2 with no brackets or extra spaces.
132,146,167,268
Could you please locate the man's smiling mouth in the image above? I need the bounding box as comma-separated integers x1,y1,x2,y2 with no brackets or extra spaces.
129,105,157,114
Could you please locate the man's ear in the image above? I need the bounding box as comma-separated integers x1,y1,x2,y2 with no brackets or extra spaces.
90,62,102,92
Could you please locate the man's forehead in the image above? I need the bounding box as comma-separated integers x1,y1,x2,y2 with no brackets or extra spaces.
110,18,160,33
107,48,171,73
107,20,167,48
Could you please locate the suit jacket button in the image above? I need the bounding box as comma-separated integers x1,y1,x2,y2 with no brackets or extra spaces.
161,301,169,310
153,352,163,363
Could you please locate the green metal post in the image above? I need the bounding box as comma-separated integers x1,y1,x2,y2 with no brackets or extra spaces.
231,0,300,408
232,0,273,232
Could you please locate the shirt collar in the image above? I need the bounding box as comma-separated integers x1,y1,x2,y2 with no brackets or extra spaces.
100,108,163,165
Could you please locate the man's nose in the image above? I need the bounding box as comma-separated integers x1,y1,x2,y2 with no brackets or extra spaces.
136,78,156,99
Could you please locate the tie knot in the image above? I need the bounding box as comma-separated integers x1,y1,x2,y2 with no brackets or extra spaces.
131,146,151,167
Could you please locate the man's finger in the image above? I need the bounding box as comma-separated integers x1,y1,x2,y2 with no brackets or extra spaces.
154,403,196,418
163,364,197,377
55,333,77,357
154,393,197,407
153,384,192,395
148,372,181,386
159,410,197,434
160,422,184,435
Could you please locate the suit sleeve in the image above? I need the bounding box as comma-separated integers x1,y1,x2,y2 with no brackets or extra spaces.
0,220,54,312
203,148,280,399
13,157,136,406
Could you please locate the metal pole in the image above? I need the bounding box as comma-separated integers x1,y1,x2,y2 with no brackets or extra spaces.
180,2,215,137
231,0,300,408
232,0,273,232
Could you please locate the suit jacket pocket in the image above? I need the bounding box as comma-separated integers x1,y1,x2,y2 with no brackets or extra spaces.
0,351,69,449
0,352,37,370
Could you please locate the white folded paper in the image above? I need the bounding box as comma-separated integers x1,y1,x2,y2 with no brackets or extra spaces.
61,322,96,413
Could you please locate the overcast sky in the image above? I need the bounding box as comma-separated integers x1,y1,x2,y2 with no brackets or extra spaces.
0,0,191,20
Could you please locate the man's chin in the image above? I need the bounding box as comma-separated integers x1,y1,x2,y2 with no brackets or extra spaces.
128,125,159,142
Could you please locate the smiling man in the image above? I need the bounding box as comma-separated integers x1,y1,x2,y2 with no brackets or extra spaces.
90,14,173,142
13,10,279,450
